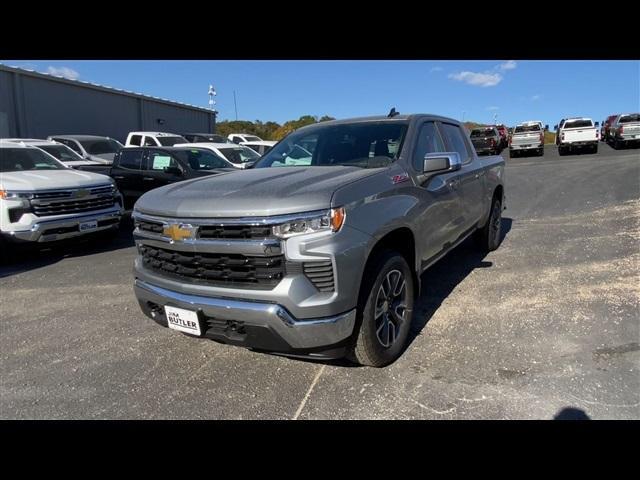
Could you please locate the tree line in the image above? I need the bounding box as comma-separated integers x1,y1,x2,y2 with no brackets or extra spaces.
215,115,335,141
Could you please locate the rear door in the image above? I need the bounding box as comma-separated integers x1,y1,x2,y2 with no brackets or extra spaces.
111,148,145,208
439,122,486,233
143,150,184,192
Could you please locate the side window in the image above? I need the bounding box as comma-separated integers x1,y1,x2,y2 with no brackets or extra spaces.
118,150,144,170
231,136,241,144
143,136,158,146
129,135,142,146
58,139,83,154
413,121,446,171
440,123,473,164
147,152,178,171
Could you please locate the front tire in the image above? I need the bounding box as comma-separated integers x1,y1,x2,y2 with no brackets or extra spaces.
350,251,415,367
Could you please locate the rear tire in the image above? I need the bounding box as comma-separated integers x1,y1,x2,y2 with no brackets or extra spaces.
592,144,598,154
349,250,415,367
538,148,544,156
476,196,503,253
558,146,566,156
613,139,621,150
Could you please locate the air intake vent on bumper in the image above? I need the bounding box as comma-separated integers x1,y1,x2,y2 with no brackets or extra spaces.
303,261,335,292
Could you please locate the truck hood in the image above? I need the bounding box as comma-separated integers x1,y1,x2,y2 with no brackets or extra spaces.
135,166,379,218
88,153,115,164
0,169,113,191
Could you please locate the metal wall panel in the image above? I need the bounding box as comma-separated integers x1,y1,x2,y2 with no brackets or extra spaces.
0,66,214,143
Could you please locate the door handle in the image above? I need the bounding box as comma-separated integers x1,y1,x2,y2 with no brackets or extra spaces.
143,177,154,181
448,179,460,190
113,175,125,179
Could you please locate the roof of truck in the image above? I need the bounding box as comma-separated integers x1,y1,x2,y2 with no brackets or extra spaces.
48,134,118,141
2,138,59,146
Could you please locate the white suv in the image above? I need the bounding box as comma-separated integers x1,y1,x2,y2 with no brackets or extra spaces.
0,141,124,256
125,132,188,147
228,133,263,144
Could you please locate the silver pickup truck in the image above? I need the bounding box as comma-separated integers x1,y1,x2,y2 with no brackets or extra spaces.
131,113,506,366
509,122,545,157
608,113,640,149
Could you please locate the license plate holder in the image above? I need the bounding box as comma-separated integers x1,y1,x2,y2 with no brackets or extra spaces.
165,306,202,336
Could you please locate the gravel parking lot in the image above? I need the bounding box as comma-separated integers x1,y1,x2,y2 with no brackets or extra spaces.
1,142,638,420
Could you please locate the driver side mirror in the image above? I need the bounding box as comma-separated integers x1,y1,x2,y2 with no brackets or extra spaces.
164,166,182,176
554,124,558,131
595,121,600,127
544,124,549,131
423,152,462,175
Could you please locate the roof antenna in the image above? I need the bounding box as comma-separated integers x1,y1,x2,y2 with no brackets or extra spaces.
387,107,399,118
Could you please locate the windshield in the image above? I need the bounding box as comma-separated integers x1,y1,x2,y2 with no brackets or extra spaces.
471,129,496,137
255,121,408,169
157,136,188,146
173,149,230,170
218,146,261,164
514,124,541,133
79,138,123,155
564,120,593,129
619,114,640,123
244,136,261,142
1,148,66,172
38,144,84,162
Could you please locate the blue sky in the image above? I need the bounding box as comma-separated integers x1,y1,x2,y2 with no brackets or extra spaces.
2,60,639,126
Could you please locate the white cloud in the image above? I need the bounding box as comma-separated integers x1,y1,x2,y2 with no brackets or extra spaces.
486,106,500,111
498,60,517,71
46,66,79,80
430,66,443,73
449,71,503,87
531,94,542,101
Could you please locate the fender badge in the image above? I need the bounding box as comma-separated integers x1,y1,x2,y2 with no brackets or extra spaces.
391,173,410,184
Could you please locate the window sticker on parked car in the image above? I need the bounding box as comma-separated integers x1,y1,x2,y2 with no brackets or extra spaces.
152,155,172,170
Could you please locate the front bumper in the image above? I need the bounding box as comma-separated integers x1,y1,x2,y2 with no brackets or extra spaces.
3,208,122,243
134,279,356,356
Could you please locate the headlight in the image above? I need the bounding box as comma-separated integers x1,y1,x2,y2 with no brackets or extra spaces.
0,190,34,200
272,207,345,238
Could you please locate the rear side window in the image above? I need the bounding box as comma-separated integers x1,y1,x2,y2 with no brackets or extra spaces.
413,122,445,171
118,150,144,170
143,136,158,146
440,123,473,163
129,135,143,146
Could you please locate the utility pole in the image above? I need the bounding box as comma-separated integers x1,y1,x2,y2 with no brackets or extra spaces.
233,90,238,121
208,84,217,134
462,111,466,123
493,113,498,125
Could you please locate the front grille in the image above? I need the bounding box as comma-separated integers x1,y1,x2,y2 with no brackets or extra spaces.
140,244,285,289
30,185,116,217
136,220,273,240
31,197,116,216
32,185,113,200
303,261,335,292
198,225,273,239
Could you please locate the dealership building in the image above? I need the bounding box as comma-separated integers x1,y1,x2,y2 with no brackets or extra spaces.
0,64,216,143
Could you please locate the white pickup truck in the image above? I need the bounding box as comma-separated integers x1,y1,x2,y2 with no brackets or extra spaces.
0,141,124,260
555,117,599,155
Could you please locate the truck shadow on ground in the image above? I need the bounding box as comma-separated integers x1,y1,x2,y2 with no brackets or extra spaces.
0,216,135,279
406,217,513,349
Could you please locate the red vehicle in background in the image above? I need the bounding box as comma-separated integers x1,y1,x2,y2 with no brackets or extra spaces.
494,124,509,148
602,114,619,142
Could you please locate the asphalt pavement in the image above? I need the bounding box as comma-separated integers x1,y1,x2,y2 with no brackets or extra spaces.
1,142,638,419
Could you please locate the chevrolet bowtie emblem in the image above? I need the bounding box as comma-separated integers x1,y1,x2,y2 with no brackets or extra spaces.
163,223,196,242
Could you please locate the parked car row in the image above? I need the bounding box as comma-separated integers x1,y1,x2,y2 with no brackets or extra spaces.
1,112,507,368
469,112,639,158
